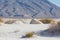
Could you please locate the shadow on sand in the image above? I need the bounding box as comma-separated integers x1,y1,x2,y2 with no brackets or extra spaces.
36,30,60,38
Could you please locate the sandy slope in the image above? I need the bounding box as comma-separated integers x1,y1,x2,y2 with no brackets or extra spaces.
0,16,60,40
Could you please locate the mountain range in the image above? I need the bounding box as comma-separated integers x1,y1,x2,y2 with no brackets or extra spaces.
0,0,60,18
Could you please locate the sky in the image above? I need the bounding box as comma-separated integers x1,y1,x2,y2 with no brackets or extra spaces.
49,0,60,7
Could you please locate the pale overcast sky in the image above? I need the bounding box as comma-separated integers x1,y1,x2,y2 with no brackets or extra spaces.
49,0,60,7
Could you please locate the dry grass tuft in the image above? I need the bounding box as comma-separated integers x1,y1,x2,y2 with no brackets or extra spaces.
39,18,54,24
21,32,34,38
4,20,16,24
25,32,34,38
0,18,4,23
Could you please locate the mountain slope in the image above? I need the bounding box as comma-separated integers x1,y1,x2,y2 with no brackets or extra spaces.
0,0,60,18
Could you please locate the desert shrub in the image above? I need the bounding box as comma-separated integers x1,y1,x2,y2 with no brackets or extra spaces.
0,18,4,23
5,20,16,24
25,32,34,38
39,18,54,24
56,21,60,32
57,21,60,26
46,21,60,33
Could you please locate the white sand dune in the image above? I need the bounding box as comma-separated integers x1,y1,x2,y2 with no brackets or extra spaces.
0,19,60,40
0,23,60,40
